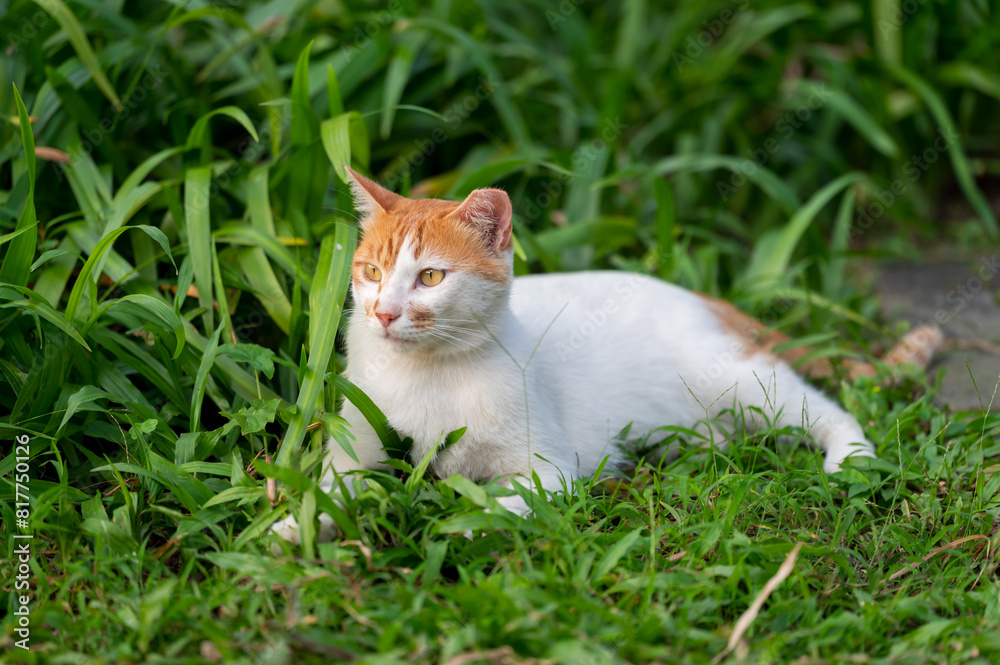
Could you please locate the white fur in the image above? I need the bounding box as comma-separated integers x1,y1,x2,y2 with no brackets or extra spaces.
270,238,875,545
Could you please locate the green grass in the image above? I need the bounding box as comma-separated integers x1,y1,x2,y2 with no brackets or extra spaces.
2,0,1000,662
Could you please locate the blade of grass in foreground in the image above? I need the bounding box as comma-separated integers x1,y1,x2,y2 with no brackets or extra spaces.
0,84,37,287
274,224,356,468
185,167,215,333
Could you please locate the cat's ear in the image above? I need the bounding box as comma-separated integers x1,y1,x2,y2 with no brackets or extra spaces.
448,188,512,253
344,166,404,223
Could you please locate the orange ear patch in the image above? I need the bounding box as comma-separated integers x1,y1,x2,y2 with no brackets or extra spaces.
352,196,511,283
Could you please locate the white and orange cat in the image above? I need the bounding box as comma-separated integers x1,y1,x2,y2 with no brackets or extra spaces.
271,167,941,545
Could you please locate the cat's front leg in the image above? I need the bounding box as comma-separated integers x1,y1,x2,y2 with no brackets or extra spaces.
269,403,387,552
492,466,569,517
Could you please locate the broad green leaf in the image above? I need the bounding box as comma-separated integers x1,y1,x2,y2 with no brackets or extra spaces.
216,344,277,379
57,385,111,434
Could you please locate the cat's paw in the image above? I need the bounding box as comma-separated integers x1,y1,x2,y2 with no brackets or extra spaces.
268,512,338,555
823,442,876,473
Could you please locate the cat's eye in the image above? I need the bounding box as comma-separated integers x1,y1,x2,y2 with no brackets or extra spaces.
364,264,382,282
420,269,445,287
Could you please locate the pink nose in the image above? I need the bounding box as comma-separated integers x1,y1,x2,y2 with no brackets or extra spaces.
376,311,399,329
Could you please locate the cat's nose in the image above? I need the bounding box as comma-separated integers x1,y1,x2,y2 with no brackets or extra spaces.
376,311,399,328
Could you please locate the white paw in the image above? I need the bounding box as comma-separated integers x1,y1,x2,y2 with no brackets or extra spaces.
823,442,876,473
268,513,338,555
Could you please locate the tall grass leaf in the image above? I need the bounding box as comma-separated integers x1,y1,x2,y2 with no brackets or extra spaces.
0,294,90,351
237,249,293,333
29,248,81,272
190,324,224,432
202,486,265,509
183,321,283,404
233,187,282,339
450,159,532,198
330,374,408,460
593,529,643,581
421,540,448,588
214,225,313,290
380,33,425,139
0,223,38,249
651,154,801,212
887,64,998,238
937,62,1000,103
274,227,356,468
185,107,260,156
824,186,856,298
299,488,317,559
408,17,530,148
57,385,111,434
211,243,234,345
655,178,675,281
290,41,319,147
100,294,186,359
321,112,370,183
872,0,901,67
327,64,344,117
0,84,38,287
32,0,123,110
743,172,867,289
708,5,815,80
613,0,644,71
810,82,900,158
113,147,184,208
185,167,215,332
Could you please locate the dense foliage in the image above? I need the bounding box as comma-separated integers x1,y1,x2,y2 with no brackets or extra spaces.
1,0,998,662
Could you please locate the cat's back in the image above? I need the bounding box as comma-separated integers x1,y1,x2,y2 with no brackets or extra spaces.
508,271,717,342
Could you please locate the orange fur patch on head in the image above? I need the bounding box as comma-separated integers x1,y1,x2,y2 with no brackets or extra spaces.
352,196,510,284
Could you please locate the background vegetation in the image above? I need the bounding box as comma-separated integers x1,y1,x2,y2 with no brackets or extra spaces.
1,0,999,662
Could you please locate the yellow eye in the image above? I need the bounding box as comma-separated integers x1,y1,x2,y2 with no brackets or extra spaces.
364,264,382,282
420,269,445,287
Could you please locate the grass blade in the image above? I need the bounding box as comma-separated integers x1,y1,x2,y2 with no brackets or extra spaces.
184,167,214,333
274,225,356,468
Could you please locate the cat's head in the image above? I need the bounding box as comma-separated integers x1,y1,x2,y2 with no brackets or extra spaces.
345,167,514,354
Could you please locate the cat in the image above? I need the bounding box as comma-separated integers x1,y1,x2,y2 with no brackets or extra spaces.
270,167,942,545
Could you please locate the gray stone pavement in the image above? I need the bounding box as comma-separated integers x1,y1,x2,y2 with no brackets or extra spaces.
874,257,1000,411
